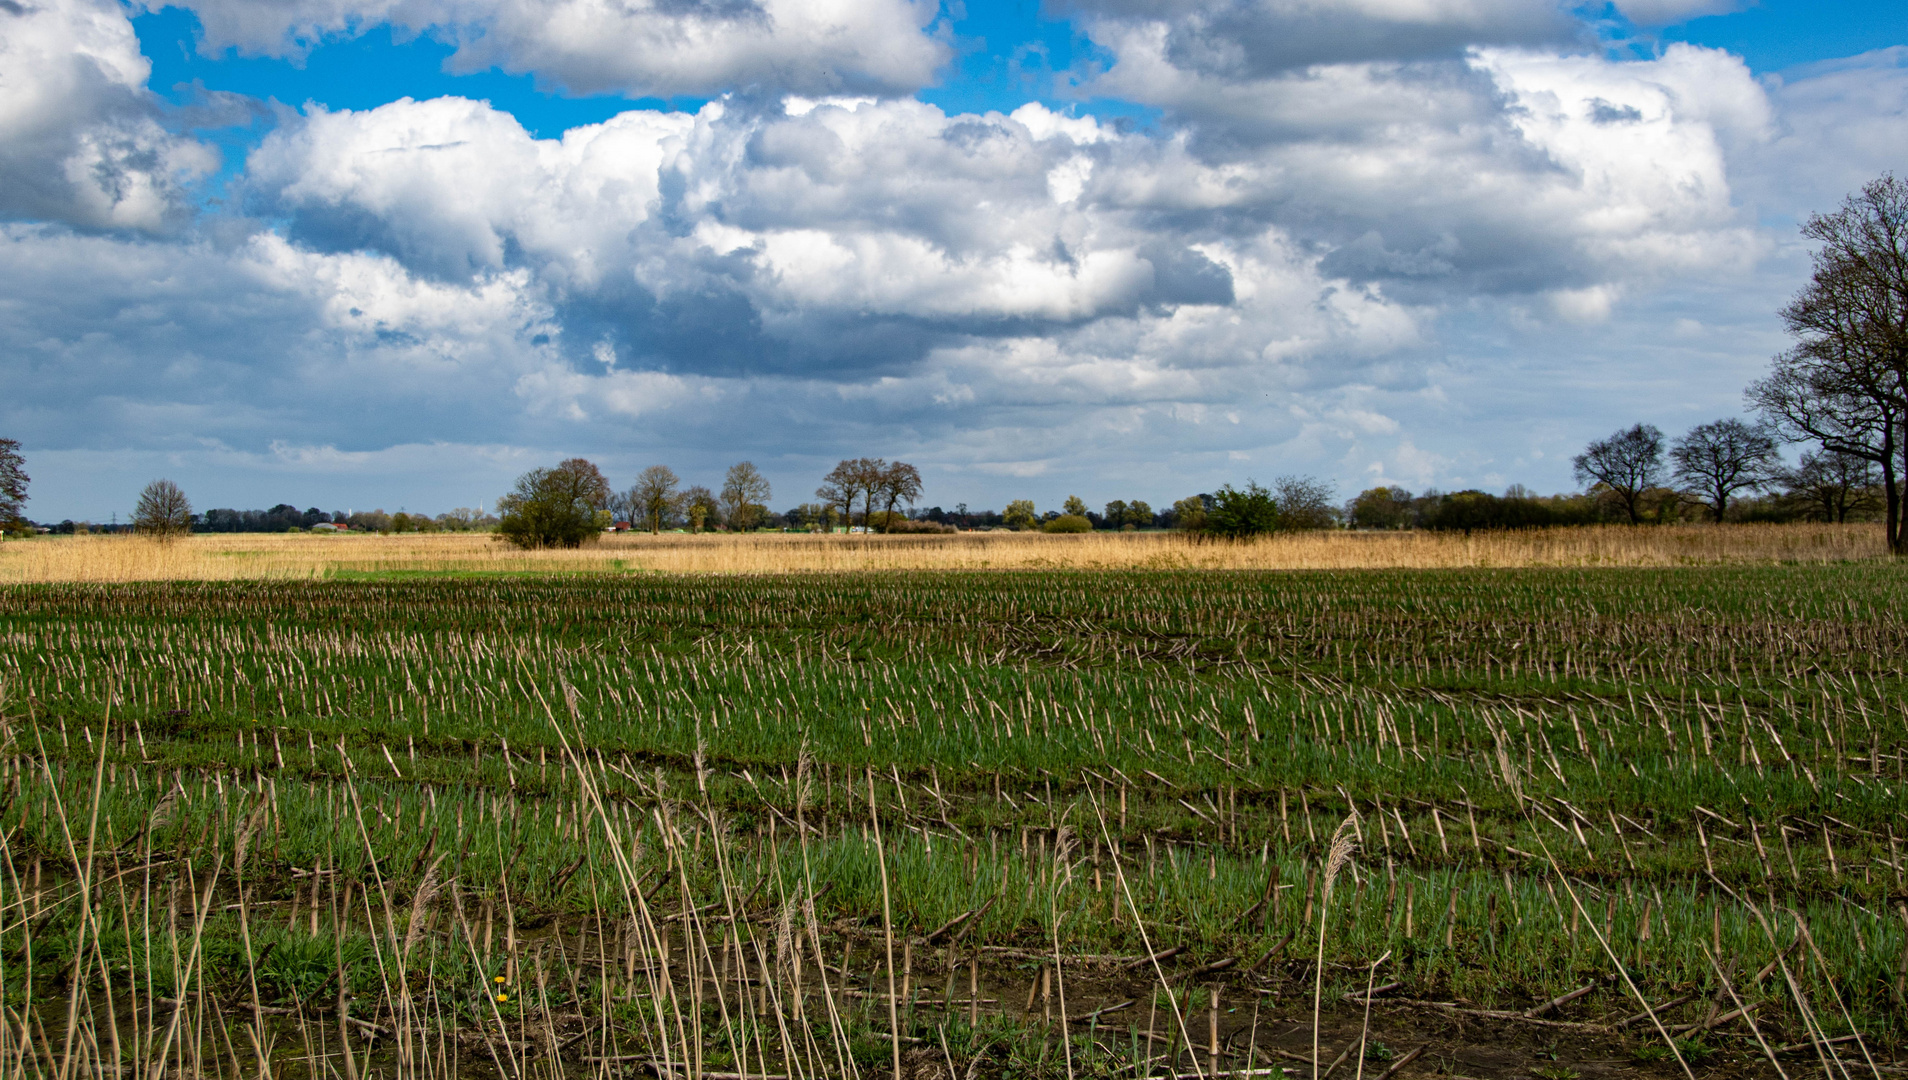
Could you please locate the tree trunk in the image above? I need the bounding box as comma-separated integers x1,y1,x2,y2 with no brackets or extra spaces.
1890,420,1904,555
1888,475,1901,554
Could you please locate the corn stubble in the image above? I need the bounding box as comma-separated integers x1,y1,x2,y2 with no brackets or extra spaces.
0,565,1900,1080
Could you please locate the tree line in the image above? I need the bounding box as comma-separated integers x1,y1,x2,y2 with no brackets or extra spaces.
1344,425,1880,534
492,459,777,548
494,458,934,547
25,499,502,538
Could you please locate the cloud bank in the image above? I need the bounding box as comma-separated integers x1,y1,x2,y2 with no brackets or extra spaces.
3,0,1905,518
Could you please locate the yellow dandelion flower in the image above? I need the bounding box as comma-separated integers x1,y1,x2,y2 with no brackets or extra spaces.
494,976,507,984
496,994,508,1002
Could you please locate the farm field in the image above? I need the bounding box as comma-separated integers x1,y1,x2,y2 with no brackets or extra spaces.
0,564,1903,1080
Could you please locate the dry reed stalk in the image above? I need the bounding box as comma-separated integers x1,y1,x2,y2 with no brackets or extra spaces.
1700,943,1790,1080
660,809,715,1080
540,699,688,1078
1082,787,1203,1078
1049,823,1076,1080
1788,912,1882,1080
0,522,1885,582
1525,827,1694,1080
46,711,112,1080
150,856,223,1080
1312,817,1357,1080
700,818,755,1080
1352,951,1390,1080
791,759,860,1080
867,767,902,1080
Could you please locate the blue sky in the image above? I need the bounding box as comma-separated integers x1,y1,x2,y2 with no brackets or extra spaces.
2,0,1904,520
130,1,1157,162
1650,0,1906,70
132,1,1902,160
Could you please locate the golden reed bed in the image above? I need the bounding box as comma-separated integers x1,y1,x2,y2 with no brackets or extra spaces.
0,523,1886,583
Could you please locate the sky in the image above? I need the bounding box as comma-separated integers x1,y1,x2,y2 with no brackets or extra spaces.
3,0,1905,522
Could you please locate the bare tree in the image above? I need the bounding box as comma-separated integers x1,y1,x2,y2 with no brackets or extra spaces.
1749,174,1908,554
558,458,613,507
1780,449,1881,522
627,465,681,534
817,458,883,531
133,479,193,540
720,462,772,532
0,438,25,524
1670,419,1781,522
1272,476,1337,529
1751,348,1900,542
814,468,855,533
872,461,922,532
851,458,887,529
1573,423,1665,524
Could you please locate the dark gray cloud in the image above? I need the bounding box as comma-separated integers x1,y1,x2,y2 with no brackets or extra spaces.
158,0,946,98
1056,0,1579,76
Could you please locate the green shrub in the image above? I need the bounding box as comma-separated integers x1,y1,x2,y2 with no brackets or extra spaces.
1204,481,1279,537
496,458,612,549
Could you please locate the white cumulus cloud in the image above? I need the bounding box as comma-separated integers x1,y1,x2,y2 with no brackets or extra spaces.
0,0,216,229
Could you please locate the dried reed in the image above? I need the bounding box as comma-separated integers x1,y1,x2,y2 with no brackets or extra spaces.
1312,817,1357,1080
0,521,1884,582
